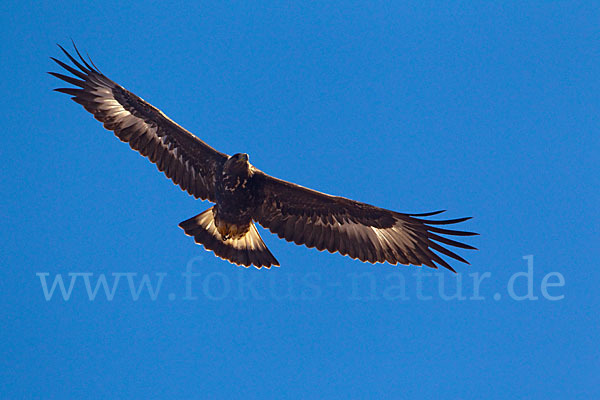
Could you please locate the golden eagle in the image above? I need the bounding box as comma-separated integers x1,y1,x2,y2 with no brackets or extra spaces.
50,44,477,271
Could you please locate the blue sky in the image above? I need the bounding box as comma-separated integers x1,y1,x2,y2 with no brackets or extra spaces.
1,1,598,398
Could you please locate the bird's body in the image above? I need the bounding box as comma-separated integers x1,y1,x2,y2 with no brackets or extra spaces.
50,43,477,271
214,154,254,238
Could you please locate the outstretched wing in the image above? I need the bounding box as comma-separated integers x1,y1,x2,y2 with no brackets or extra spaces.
49,44,228,201
252,172,477,272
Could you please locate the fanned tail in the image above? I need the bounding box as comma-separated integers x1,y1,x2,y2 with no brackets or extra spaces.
179,207,279,269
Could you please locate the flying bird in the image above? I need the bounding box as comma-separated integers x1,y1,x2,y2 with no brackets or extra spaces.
50,44,477,271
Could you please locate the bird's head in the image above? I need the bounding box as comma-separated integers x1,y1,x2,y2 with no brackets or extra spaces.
224,153,251,176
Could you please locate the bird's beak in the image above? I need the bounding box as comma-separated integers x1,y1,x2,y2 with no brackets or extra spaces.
241,153,249,162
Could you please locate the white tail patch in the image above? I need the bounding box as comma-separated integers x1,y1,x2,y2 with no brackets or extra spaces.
179,207,279,269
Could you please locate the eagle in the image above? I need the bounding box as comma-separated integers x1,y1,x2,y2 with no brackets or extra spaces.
50,44,477,271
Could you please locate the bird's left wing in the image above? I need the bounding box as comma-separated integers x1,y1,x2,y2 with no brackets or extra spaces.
50,44,228,202
252,171,477,272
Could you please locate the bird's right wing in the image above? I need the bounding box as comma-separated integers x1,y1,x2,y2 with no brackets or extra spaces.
50,44,228,202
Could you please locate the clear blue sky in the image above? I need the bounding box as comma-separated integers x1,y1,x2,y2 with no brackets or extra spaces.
1,1,598,398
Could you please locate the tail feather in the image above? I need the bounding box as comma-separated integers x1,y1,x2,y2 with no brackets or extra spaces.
179,207,279,269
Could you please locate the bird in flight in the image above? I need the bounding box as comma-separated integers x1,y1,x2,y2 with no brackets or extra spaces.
50,43,477,271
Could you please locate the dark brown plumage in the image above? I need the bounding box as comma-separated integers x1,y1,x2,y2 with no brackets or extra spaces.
50,43,477,271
